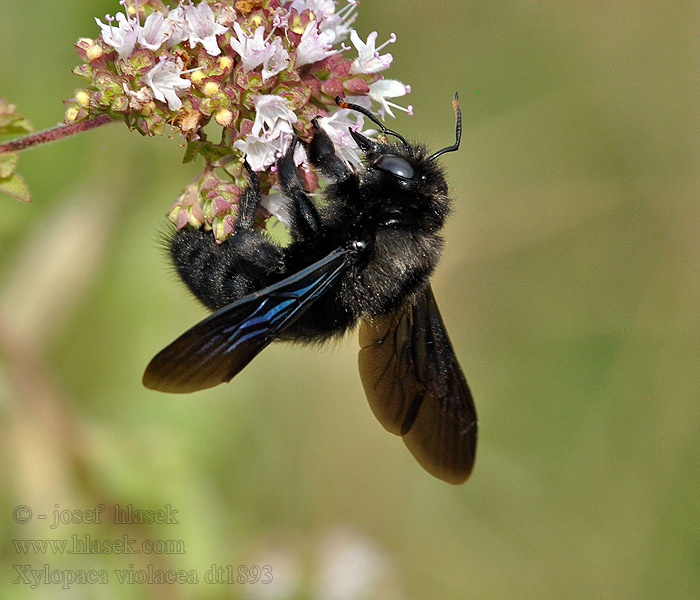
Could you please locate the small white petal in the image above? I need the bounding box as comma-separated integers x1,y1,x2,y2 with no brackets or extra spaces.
234,133,283,171
166,7,189,47
184,2,227,56
317,109,366,169
319,0,358,42
96,13,138,59
230,23,275,71
235,97,297,171
145,59,192,110
288,0,357,41
262,38,290,81
251,95,298,138
368,79,411,118
349,30,393,74
138,11,170,51
295,21,338,67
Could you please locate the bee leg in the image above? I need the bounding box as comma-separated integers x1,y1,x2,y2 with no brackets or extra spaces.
236,160,261,231
276,138,322,241
169,161,286,311
306,119,350,180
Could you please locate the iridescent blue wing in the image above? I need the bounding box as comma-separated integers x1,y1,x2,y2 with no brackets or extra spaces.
144,246,352,393
358,285,477,484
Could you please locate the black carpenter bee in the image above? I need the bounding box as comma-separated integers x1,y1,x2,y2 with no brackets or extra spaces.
144,95,477,484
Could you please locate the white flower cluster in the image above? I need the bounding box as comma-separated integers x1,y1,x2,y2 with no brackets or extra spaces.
96,1,228,109
94,0,412,172
96,2,227,60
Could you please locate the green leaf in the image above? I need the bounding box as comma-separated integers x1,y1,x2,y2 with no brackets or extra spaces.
182,139,202,164
0,172,31,202
0,152,18,178
0,116,33,136
0,98,34,136
182,140,235,165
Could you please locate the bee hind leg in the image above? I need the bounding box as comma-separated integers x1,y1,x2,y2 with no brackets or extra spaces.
169,161,286,311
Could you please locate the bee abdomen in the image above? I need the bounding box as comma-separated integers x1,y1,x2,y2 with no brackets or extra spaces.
170,227,284,311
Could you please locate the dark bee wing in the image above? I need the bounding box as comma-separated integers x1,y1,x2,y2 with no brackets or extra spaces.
358,285,477,484
144,246,352,393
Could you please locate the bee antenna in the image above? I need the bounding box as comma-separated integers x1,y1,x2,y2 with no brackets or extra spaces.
335,96,413,155
429,93,462,161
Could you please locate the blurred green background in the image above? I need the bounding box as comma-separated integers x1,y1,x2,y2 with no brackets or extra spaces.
1,1,699,598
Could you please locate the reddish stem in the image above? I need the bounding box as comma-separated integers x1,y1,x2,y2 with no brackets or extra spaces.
0,114,113,153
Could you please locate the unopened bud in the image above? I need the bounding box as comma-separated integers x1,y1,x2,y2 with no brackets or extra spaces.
215,109,233,127
64,106,80,123
218,56,234,71
75,90,91,107
203,81,220,97
86,44,103,61
190,70,206,86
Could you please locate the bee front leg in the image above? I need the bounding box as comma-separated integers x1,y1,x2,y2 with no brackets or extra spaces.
235,160,262,231
306,119,350,181
276,138,323,242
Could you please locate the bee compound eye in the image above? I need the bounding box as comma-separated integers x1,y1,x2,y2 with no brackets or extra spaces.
373,154,415,180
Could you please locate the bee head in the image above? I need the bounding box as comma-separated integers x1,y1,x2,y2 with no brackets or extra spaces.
334,95,461,229
336,94,460,192
350,136,451,230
